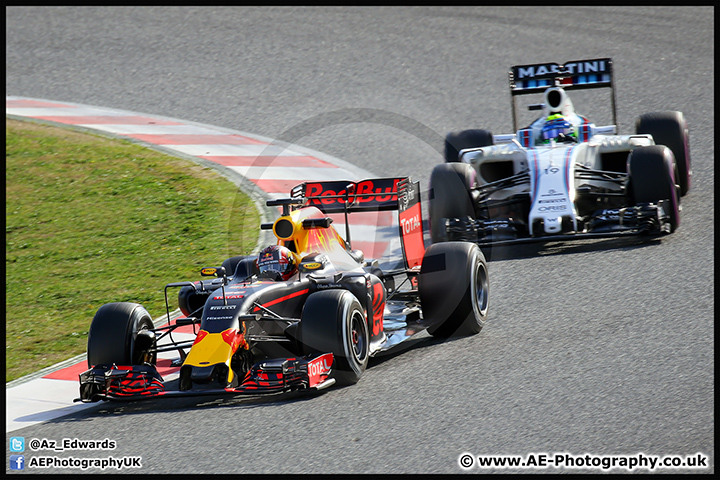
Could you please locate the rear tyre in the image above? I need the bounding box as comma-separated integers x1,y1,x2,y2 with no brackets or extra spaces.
429,162,477,243
420,242,489,337
636,111,691,196
87,302,156,367
445,129,494,163
301,290,369,385
627,145,680,233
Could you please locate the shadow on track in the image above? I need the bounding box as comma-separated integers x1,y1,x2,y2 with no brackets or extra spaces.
47,380,330,426
481,234,664,262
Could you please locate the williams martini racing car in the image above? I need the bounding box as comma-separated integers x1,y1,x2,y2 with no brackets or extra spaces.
430,58,691,245
77,177,489,402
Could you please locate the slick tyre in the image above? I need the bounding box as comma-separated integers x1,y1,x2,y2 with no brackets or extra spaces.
87,302,156,367
429,162,477,243
444,129,494,163
420,242,489,337
301,290,369,386
627,145,680,233
636,111,691,196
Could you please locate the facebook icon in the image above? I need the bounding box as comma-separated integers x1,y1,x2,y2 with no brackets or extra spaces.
10,455,25,470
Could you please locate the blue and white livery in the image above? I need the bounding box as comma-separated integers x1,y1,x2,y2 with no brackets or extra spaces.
430,58,691,246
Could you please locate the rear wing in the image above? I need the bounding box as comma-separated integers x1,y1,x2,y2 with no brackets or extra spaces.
508,57,617,130
289,177,425,269
396,178,425,269
291,177,403,213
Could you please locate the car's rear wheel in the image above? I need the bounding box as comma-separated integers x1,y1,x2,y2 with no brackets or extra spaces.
419,241,489,337
87,302,156,367
301,290,369,386
627,145,680,233
445,129,494,163
429,162,477,243
635,111,691,196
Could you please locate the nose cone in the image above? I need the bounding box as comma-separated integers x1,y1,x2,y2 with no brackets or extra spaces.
182,328,248,385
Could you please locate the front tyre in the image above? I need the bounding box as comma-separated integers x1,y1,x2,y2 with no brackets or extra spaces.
627,145,680,233
636,111,691,196
87,302,156,367
301,290,369,386
445,129,494,163
429,162,477,243
420,242,489,337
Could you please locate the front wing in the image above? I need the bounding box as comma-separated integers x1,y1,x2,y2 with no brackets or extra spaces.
76,353,335,402
444,202,674,246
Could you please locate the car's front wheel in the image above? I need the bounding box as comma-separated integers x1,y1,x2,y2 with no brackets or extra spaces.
636,111,691,196
445,129,494,163
87,302,156,367
301,290,369,386
429,162,477,243
627,145,680,233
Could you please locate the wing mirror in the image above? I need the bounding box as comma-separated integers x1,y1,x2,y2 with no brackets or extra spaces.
200,266,227,278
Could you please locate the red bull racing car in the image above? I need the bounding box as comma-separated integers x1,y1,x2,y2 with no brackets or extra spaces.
430,58,691,245
77,177,489,402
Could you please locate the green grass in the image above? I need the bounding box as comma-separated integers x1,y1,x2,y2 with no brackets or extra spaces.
5,118,260,382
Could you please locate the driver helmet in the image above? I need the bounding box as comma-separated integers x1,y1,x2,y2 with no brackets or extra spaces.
541,114,576,142
257,245,298,281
